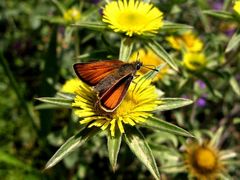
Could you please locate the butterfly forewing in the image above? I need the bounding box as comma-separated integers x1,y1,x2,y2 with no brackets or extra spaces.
73,60,124,86
99,74,134,111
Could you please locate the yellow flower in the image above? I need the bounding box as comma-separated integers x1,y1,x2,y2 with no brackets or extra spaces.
102,0,163,37
159,128,237,179
233,0,240,15
166,31,203,52
182,52,207,71
130,49,169,81
61,78,81,93
64,8,81,23
185,142,223,180
72,76,160,136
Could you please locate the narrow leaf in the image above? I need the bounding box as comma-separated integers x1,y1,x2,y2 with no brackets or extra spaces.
230,76,240,97
140,116,194,137
51,0,66,15
36,97,73,107
226,31,240,53
157,98,193,111
203,10,234,20
57,92,76,100
161,21,193,31
209,127,224,147
107,131,122,170
72,22,107,31
45,127,99,169
147,41,178,72
35,104,67,110
119,37,134,61
124,127,160,180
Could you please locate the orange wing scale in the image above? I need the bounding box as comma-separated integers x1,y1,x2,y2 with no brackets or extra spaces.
73,60,124,86
99,75,133,111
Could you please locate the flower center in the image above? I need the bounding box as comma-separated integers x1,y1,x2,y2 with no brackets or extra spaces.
113,93,138,118
193,147,217,173
117,11,146,27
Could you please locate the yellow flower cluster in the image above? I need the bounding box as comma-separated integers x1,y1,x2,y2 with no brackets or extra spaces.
72,76,160,136
102,0,163,37
233,0,240,15
61,78,81,93
63,8,81,23
167,31,206,71
166,32,203,52
185,142,223,180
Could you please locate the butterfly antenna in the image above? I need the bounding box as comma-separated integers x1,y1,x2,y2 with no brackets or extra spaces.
143,64,159,72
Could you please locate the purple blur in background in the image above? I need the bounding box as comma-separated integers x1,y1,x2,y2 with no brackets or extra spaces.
197,80,206,89
197,97,207,107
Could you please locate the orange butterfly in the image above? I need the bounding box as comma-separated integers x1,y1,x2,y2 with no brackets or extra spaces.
73,60,142,112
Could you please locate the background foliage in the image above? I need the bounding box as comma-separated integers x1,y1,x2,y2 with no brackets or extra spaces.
0,0,239,179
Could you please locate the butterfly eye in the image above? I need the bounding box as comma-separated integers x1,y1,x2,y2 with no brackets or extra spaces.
136,62,142,70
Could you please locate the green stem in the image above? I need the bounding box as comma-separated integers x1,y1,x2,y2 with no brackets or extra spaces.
0,51,38,132
75,30,80,57
119,37,134,61
223,0,231,11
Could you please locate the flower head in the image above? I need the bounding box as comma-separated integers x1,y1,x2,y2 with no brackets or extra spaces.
61,78,81,94
166,31,203,52
184,141,224,180
233,0,240,15
102,0,163,37
64,8,81,23
182,52,207,71
130,49,169,81
72,76,160,136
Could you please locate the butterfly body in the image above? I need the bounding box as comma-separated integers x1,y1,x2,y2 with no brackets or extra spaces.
74,60,142,112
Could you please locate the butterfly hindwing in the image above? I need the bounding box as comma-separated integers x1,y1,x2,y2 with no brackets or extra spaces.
73,60,124,86
98,74,134,111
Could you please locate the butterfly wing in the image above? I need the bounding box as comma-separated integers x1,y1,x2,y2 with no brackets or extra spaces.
98,74,134,112
73,60,124,86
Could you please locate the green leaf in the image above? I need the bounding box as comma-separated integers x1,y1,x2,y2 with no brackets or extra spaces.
57,92,76,100
161,21,193,31
36,97,73,108
230,76,240,97
147,40,179,72
209,127,223,147
233,117,240,124
72,22,107,31
35,104,66,110
156,98,193,111
119,37,134,61
203,10,234,20
140,116,194,137
0,150,33,171
124,127,160,180
45,127,99,169
107,131,122,171
51,0,66,15
225,31,240,53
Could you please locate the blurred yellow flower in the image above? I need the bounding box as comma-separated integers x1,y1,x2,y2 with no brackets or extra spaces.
130,49,169,81
233,0,240,15
166,31,203,52
102,0,163,37
61,78,81,93
182,52,206,71
64,8,81,23
72,76,160,136
185,142,224,180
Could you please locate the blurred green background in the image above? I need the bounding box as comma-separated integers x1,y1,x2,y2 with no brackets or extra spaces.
0,0,240,179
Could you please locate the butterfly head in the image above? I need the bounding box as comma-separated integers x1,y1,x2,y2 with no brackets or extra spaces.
135,61,143,70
